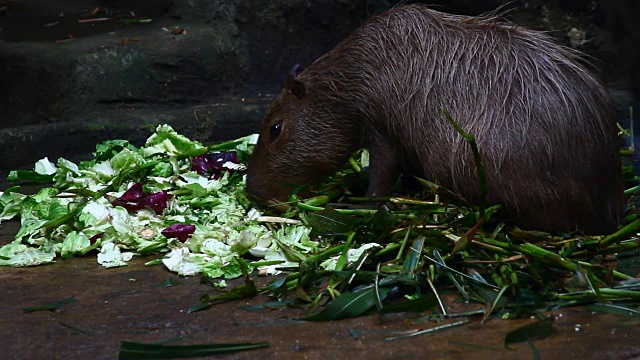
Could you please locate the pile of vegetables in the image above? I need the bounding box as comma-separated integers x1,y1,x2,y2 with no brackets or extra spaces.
1,124,639,323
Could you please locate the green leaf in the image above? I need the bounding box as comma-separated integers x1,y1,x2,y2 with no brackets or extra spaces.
45,201,68,220
380,293,437,313
402,237,425,277
23,297,77,312
306,207,362,234
450,218,483,257
207,133,257,158
261,277,287,292
189,272,257,313
93,139,138,162
110,148,145,173
585,303,640,317
415,177,474,208
149,162,174,177
369,205,397,234
187,294,212,313
60,231,91,257
0,243,55,266
0,186,26,221
334,232,356,271
7,170,54,183
304,286,392,321
142,124,206,157
59,321,100,336
118,340,269,359
508,230,552,243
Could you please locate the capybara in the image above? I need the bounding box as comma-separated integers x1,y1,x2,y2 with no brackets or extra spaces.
246,4,624,234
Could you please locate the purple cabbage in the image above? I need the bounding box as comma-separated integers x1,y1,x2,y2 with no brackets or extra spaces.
112,182,170,214
161,224,196,242
143,190,170,213
89,233,104,245
191,151,240,179
112,182,145,211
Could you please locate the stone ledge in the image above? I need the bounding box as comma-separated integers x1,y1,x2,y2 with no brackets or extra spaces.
0,96,271,170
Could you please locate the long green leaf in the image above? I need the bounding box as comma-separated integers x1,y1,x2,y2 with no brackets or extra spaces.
304,286,392,321
23,297,77,312
118,341,269,359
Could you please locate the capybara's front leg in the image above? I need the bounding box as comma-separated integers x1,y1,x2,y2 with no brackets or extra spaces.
366,136,400,198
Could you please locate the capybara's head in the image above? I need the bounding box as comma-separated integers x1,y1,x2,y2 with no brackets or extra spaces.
246,65,359,203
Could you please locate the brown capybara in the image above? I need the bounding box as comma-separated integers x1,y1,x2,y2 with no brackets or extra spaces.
246,4,624,234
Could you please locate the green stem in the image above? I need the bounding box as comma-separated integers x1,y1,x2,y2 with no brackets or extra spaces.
571,241,640,257
443,110,488,217
303,244,347,266
347,196,393,202
601,219,640,248
513,243,632,280
348,157,362,172
512,243,578,271
624,185,639,196
557,288,640,300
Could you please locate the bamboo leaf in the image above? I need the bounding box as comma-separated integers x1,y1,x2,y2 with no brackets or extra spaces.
380,293,438,313
451,218,483,256
585,303,640,317
23,297,77,312
402,237,425,277
118,341,269,359
304,286,392,321
306,207,362,234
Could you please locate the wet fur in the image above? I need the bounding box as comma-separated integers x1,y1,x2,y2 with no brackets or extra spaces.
246,5,623,234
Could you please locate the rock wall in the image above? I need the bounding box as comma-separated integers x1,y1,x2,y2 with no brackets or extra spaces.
0,0,638,170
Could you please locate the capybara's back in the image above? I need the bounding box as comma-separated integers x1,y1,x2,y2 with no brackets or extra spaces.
247,5,624,234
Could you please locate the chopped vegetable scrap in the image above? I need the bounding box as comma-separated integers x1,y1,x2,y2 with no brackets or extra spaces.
2,124,640,322
0,125,319,279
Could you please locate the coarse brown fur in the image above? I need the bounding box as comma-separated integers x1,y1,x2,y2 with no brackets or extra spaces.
246,4,624,234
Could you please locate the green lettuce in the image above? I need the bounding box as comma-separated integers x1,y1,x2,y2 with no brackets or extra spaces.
0,125,313,279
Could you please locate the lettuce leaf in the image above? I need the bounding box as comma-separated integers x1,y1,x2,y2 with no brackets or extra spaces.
0,124,312,280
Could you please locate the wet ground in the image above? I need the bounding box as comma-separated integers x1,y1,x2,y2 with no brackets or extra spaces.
1,217,640,360
2,2,640,358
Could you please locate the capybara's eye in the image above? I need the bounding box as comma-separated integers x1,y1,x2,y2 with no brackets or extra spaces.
270,121,282,140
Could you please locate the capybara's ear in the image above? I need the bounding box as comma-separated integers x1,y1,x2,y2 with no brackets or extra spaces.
284,75,306,100
289,64,305,78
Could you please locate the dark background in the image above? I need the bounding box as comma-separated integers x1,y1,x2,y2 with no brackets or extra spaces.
0,0,637,170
